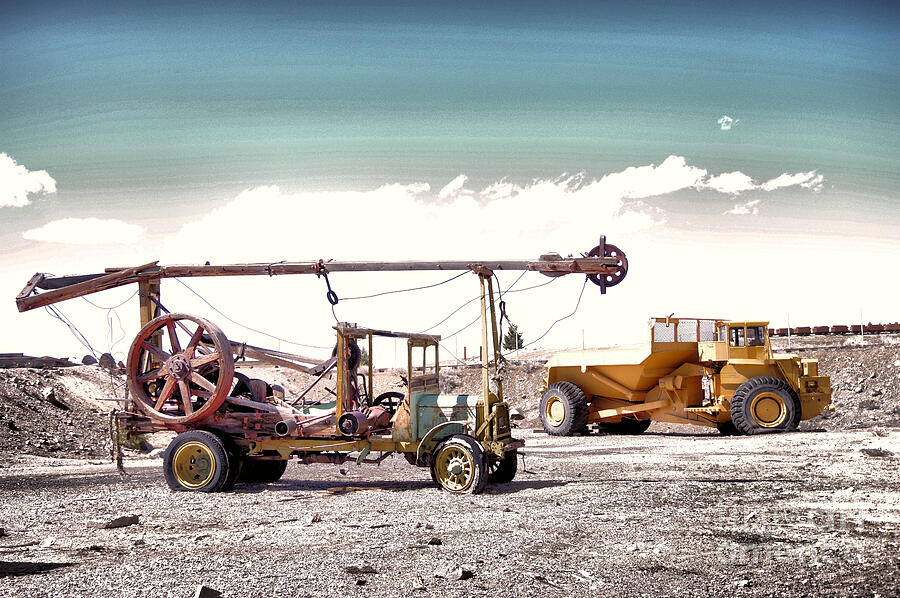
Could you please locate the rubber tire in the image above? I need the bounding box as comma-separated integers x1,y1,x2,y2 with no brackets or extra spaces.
729,376,801,435
599,418,652,435
430,435,488,494
163,430,233,492
238,458,288,484
488,450,518,484
539,382,589,436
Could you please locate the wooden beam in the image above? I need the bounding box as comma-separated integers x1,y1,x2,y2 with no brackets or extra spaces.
16,261,159,312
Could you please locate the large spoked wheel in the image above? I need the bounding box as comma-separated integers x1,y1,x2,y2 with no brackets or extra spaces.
237,458,288,484
163,430,233,492
126,313,235,425
539,382,589,436
488,450,518,484
430,435,488,494
729,376,801,435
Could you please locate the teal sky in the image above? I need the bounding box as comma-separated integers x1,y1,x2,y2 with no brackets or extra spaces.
1,1,898,358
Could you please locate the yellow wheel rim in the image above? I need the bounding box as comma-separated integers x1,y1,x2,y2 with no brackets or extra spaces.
435,445,474,492
749,392,787,427
544,396,566,426
171,441,217,489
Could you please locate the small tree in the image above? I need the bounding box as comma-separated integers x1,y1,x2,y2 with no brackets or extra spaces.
359,346,370,367
502,325,524,352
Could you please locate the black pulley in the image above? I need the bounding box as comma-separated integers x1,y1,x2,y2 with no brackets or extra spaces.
585,236,628,292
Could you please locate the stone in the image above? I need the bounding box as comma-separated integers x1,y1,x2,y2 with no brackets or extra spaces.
82,355,98,365
343,565,377,575
509,408,525,421
307,512,322,524
450,567,474,581
871,389,883,397
427,537,442,545
98,353,117,371
101,514,140,529
147,448,165,459
194,586,222,598
412,576,426,591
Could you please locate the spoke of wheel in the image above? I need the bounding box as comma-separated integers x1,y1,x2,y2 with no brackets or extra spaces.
185,325,205,357
154,377,177,410
137,367,165,383
190,373,216,393
141,341,172,362
167,321,182,354
178,380,193,414
190,352,221,368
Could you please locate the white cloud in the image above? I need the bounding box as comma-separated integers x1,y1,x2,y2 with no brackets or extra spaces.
22,218,145,245
703,171,756,195
437,174,473,201
724,199,762,215
760,171,824,192
0,152,57,208
718,115,739,131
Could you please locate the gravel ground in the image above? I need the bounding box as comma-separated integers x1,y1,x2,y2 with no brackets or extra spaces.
1,429,898,598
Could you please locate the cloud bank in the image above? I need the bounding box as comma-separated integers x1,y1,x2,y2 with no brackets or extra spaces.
22,218,145,245
0,153,57,208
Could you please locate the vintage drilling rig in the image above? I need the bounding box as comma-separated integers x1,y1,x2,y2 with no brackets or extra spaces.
15,238,628,494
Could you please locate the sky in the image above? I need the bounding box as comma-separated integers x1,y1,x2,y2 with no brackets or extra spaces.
1,1,898,364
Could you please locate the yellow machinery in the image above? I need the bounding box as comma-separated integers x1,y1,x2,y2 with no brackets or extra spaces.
540,316,832,435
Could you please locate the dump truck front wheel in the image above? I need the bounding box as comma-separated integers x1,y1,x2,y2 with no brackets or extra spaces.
540,382,589,436
163,430,233,492
729,376,800,435
431,435,488,494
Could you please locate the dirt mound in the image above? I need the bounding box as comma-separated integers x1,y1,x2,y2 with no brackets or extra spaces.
0,366,125,458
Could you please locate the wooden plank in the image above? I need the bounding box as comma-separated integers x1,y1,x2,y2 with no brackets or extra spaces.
16,273,45,301
16,261,159,312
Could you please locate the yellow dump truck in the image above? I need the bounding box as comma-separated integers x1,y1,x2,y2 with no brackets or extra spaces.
539,317,832,436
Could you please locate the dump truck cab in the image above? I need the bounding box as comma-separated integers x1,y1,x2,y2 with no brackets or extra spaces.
540,316,833,436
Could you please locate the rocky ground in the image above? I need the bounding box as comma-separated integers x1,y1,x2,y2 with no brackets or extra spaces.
1,334,899,597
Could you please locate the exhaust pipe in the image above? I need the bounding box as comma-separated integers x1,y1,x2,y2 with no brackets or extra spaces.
275,419,298,437
338,411,370,436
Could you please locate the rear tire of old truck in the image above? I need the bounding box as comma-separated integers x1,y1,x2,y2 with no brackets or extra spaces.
540,382,589,436
163,430,234,492
729,376,801,435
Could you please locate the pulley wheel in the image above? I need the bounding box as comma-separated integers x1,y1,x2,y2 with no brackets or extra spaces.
126,313,235,424
586,242,628,288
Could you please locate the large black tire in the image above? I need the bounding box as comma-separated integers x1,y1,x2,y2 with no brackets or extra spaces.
729,376,801,435
539,382,589,436
238,458,289,484
488,450,518,484
598,418,652,435
430,435,488,494
163,430,233,492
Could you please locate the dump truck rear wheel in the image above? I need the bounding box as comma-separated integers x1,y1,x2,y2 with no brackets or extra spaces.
163,430,233,492
488,450,518,484
729,376,801,435
238,458,288,484
431,435,488,494
539,382,589,436
599,418,651,435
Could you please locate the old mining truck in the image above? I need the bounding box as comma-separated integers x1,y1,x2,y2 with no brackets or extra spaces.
539,316,833,436
16,238,628,493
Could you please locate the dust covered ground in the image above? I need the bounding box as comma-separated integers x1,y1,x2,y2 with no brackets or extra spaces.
1,337,899,597
1,430,898,598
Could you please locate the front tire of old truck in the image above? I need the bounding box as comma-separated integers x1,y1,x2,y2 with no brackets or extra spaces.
431,435,488,494
540,382,589,436
729,376,801,435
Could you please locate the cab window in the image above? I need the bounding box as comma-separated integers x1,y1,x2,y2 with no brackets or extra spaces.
729,327,745,347
747,326,766,347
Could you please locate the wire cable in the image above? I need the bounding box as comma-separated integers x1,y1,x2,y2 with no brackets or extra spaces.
173,279,332,350
81,290,138,311
340,271,470,301
517,277,589,350
45,305,99,356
